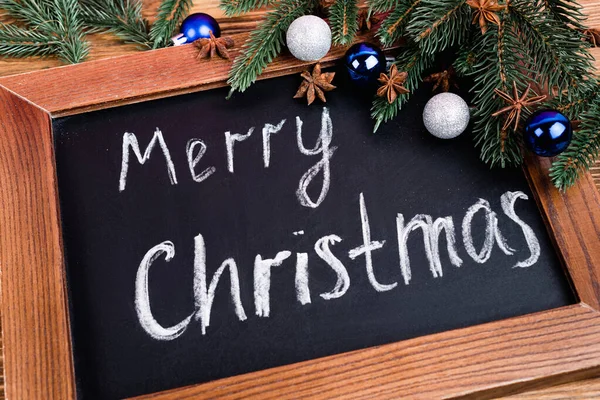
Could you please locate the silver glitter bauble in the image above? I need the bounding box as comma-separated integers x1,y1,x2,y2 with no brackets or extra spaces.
286,16,331,62
422,93,470,139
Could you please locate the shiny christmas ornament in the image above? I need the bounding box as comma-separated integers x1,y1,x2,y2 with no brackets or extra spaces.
286,16,331,61
172,13,221,46
423,93,470,139
344,42,386,87
523,110,572,157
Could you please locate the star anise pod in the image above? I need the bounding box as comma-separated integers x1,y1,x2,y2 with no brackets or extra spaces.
424,66,458,92
294,63,336,105
377,64,409,104
357,9,380,32
492,82,547,131
195,31,235,60
582,28,600,47
466,0,504,34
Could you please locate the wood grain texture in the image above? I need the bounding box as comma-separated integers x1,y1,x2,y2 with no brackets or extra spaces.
0,30,354,116
0,88,74,399
131,305,600,400
0,1,600,399
524,155,600,309
502,376,600,399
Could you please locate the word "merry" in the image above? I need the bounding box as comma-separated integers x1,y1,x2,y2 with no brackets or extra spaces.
118,108,336,208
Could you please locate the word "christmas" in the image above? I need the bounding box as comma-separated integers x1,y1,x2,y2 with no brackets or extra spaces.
134,190,539,341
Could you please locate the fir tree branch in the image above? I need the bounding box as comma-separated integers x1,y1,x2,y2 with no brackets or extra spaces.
376,0,420,47
542,0,586,31
509,0,595,97
149,0,193,49
0,0,89,63
368,0,399,13
468,12,532,167
371,44,434,132
550,84,600,119
406,0,470,54
550,90,600,191
227,0,314,96
220,0,271,17
0,22,59,57
80,0,151,49
329,0,358,45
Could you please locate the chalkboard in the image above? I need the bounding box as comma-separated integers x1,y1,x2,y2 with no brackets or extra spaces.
53,73,574,399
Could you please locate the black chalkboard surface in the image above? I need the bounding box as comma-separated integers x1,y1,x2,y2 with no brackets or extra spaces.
53,73,574,399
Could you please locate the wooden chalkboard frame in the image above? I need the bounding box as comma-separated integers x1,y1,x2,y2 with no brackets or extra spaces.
1,32,600,399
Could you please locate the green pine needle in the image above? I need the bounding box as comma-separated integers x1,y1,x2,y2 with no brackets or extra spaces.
0,23,60,58
227,0,314,96
550,90,600,191
80,0,151,49
329,0,358,46
544,0,587,31
371,44,434,132
0,0,89,63
220,0,271,17
149,0,193,49
406,0,470,54
368,0,399,13
376,0,421,47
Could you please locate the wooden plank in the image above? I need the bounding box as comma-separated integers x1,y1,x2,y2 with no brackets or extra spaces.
502,376,600,399
132,305,600,399
0,31,376,117
0,88,74,399
524,154,600,309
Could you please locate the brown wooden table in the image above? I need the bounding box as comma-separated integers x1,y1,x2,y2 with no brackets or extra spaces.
1,1,600,398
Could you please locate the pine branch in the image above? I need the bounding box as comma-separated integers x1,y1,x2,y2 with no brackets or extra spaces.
220,0,271,17
550,90,600,191
227,0,314,96
368,0,399,13
468,12,532,168
0,0,89,63
371,44,434,132
549,84,600,120
329,0,358,45
0,22,59,57
80,0,151,49
376,0,421,47
542,0,586,31
509,0,595,97
406,0,470,54
149,0,193,49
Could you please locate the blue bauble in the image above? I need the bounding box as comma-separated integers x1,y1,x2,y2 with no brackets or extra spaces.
177,13,220,44
524,110,572,157
344,42,387,87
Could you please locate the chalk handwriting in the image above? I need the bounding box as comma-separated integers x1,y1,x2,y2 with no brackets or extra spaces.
186,139,216,183
119,128,178,192
262,119,286,168
501,191,540,268
315,235,350,300
349,193,397,292
254,251,292,317
125,109,544,340
225,127,254,173
193,234,247,335
396,214,462,285
135,241,193,340
462,199,514,264
295,252,311,305
296,108,337,208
